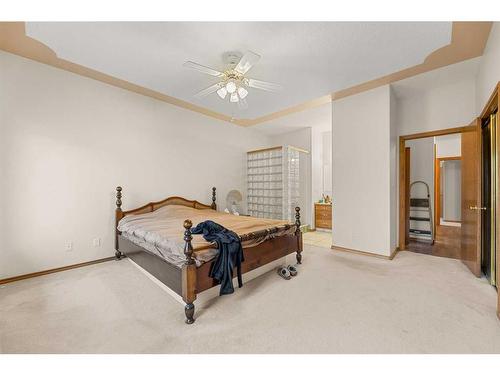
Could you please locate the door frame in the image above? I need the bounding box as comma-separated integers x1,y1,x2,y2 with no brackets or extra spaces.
478,83,500,319
434,155,462,227
398,125,476,251
405,147,410,245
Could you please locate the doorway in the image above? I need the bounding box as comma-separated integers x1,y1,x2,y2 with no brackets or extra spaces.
403,135,463,259
399,125,482,272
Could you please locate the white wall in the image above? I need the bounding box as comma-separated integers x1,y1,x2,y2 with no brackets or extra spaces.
269,128,312,227
310,128,332,230
311,127,323,228
321,131,333,198
395,78,476,136
434,134,461,223
442,160,461,222
476,22,500,114
435,134,461,158
389,87,398,251
311,126,333,229
332,85,394,256
269,127,311,156
0,51,270,279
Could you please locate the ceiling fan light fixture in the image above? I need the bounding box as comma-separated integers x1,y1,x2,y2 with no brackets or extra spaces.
230,92,239,103
226,80,237,94
184,51,280,110
217,86,227,99
237,86,248,99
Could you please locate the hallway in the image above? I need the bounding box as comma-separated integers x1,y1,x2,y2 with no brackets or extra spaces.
407,224,461,259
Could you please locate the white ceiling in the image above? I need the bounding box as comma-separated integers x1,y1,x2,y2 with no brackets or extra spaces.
391,57,481,99
26,22,452,119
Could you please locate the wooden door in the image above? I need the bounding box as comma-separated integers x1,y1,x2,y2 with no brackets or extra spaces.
461,121,482,277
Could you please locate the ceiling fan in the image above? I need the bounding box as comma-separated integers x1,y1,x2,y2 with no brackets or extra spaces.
183,51,282,110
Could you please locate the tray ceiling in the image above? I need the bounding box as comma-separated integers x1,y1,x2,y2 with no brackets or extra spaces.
25,22,452,120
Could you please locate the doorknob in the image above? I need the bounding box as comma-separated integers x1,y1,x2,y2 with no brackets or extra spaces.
469,205,487,211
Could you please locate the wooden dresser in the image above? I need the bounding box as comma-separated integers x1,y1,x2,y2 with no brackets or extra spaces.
314,203,332,230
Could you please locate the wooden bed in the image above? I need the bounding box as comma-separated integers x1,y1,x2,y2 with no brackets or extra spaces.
114,186,303,324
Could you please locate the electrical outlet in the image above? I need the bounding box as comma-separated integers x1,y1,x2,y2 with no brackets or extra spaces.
93,238,101,247
65,242,73,252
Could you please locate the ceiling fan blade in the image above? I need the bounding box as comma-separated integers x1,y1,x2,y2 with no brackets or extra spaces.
237,97,248,110
194,83,221,98
246,78,282,92
234,51,261,75
183,61,225,77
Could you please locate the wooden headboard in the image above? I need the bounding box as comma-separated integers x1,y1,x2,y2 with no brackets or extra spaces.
115,186,217,222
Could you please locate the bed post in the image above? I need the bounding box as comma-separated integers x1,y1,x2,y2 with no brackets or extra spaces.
115,186,123,260
182,219,197,324
295,206,302,264
211,187,217,210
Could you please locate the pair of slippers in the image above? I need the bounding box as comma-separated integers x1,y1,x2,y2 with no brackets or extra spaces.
277,265,298,280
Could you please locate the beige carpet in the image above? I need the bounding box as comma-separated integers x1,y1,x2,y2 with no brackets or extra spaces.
1,245,499,353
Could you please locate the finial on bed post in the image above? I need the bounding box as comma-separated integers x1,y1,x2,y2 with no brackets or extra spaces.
116,186,122,211
295,206,302,264
295,206,301,234
211,187,217,210
115,186,123,260
116,186,122,210
183,219,195,265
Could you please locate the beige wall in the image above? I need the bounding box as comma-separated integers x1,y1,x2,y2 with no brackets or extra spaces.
0,51,270,279
476,22,500,114
442,160,461,222
395,78,476,136
332,85,393,256
389,87,398,250
3,22,499,270
435,134,461,158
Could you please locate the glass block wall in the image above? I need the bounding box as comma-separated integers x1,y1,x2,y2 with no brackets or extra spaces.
247,146,303,221
247,147,283,219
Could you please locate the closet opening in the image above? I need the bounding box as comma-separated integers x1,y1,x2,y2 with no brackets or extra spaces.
481,111,497,286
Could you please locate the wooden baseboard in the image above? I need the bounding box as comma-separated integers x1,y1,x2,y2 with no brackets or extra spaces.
0,257,116,285
331,245,399,260
389,247,399,260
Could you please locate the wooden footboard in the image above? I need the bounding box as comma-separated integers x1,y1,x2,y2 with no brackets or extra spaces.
181,207,302,324
195,233,302,292
114,186,303,324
